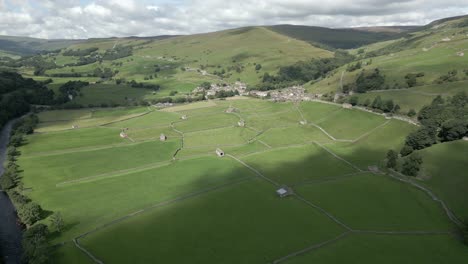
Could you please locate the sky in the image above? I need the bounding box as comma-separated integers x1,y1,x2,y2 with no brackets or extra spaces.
0,0,467,39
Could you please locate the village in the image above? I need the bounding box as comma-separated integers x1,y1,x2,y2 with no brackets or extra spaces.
191,82,326,103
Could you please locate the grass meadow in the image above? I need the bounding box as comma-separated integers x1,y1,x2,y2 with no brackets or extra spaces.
15,99,467,263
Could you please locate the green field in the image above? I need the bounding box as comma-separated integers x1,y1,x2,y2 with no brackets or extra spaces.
285,234,468,264
15,98,467,263
19,26,335,107
417,140,468,221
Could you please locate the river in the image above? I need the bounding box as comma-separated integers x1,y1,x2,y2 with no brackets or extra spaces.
0,119,22,264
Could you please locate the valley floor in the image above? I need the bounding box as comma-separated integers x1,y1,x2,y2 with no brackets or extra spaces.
16,99,468,263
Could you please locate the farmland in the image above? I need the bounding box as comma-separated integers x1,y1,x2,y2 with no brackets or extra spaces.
15,98,466,263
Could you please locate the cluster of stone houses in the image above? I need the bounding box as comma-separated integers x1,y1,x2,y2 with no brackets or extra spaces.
248,86,323,102
193,82,248,97
267,86,317,102
154,102,174,108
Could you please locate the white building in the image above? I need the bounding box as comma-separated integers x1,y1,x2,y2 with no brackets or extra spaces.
276,187,292,198
216,148,225,157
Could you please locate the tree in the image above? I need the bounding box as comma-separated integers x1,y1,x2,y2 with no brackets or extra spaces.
393,104,401,113
0,173,15,190
50,212,64,232
371,96,382,109
463,221,468,246
363,98,371,107
383,99,394,113
401,153,423,176
22,224,49,264
451,91,468,108
404,127,437,151
408,108,416,117
348,96,359,106
355,68,385,93
200,82,211,90
9,134,24,147
255,64,262,71
432,95,445,105
19,202,43,226
400,145,414,157
439,119,468,142
386,150,398,169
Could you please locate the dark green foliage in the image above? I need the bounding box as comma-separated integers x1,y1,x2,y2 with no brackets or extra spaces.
363,98,371,107
49,72,83,78
12,114,39,135
434,70,458,84
169,91,178,96
9,191,31,205
439,119,468,142
50,212,64,232
401,92,468,154
255,64,262,71
0,55,56,71
215,90,239,98
403,127,437,153
408,109,416,117
0,72,53,132
18,202,43,226
386,150,398,169
8,134,24,147
0,172,15,190
451,92,468,108
348,96,359,106
62,47,98,56
200,82,211,90
22,224,49,264
383,99,395,113
346,61,362,72
256,51,354,91
400,145,414,157
65,56,98,67
405,74,417,87
128,80,160,90
432,95,445,105
401,153,423,176
355,68,385,93
394,104,401,113
93,67,115,78
57,81,89,103
404,72,424,87
102,45,132,60
371,96,382,109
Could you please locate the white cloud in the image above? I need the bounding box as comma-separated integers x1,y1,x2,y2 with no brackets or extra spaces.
83,3,111,17
0,0,467,39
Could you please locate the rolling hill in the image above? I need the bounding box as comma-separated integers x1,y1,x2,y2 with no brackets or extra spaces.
268,25,412,49
306,15,468,113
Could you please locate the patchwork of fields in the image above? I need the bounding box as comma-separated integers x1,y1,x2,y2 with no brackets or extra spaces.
17,99,467,263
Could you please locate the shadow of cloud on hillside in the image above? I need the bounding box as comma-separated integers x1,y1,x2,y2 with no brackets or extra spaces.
57,142,432,262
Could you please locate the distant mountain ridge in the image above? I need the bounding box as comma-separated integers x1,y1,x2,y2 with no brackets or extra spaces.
1,14,467,56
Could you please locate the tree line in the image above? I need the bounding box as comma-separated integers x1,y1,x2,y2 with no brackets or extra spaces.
384,92,468,178
0,115,64,264
254,51,354,91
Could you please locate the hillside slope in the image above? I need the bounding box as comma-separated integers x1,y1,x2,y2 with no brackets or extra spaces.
268,25,409,49
418,140,468,221
0,35,85,55
306,15,468,113
20,27,334,104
